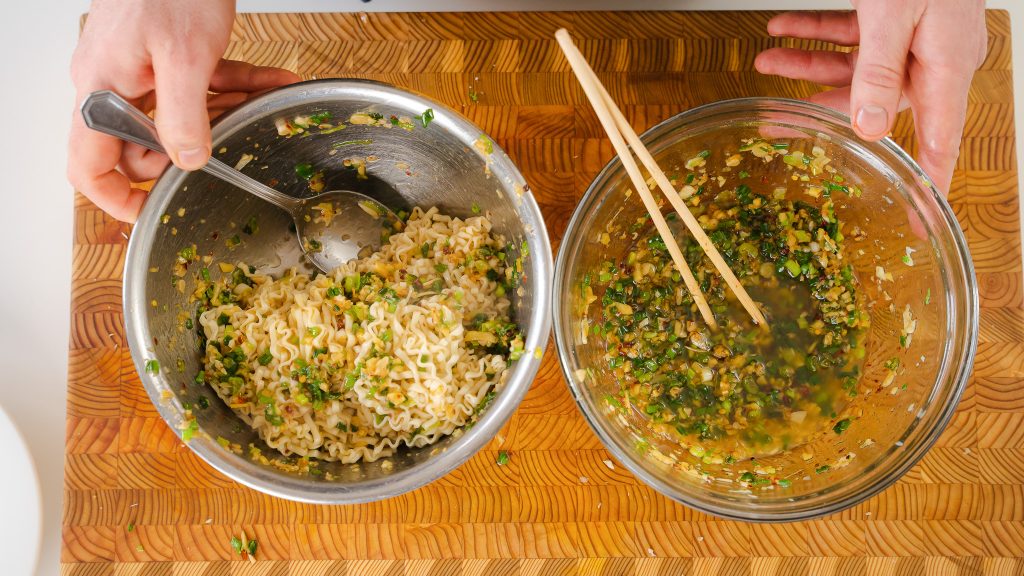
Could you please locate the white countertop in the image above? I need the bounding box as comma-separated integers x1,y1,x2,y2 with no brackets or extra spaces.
1,1,1021,574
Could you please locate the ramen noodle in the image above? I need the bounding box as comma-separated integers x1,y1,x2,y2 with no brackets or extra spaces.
196,207,524,463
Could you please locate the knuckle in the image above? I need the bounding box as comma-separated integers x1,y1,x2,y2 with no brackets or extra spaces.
66,164,82,190
69,51,96,89
919,138,960,162
810,11,826,33
157,35,218,71
65,154,88,190
844,51,858,69
857,62,904,90
156,120,208,146
846,14,859,42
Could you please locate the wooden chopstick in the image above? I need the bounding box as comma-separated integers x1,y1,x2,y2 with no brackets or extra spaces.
556,28,768,328
554,30,717,328
591,72,769,327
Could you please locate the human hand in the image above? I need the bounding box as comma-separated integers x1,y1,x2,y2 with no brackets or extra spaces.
754,1,987,195
68,0,301,222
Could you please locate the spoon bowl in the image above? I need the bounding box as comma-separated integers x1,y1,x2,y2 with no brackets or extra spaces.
294,190,401,270
80,90,399,272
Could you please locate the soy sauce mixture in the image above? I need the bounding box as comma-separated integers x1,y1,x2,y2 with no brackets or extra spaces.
587,141,869,464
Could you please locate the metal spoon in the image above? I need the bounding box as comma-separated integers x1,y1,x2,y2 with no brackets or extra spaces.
80,90,401,272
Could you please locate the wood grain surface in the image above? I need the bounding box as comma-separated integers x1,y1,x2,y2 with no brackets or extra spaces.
62,10,1022,576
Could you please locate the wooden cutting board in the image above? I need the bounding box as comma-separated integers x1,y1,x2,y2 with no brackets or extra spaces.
62,10,1023,576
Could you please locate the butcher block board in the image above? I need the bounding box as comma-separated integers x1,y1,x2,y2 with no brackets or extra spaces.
63,10,1023,576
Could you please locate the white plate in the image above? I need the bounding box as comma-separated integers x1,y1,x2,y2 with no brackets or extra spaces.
0,403,42,576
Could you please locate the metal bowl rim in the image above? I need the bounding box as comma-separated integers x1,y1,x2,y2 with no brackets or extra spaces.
124,78,554,504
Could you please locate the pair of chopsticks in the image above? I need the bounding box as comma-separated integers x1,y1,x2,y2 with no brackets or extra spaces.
554,29,768,329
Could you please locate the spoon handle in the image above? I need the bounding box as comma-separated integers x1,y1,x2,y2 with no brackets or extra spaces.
80,90,166,153
80,91,301,212
198,157,301,212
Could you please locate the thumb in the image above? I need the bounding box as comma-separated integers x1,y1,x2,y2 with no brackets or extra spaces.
152,50,219,170
849,1,919,140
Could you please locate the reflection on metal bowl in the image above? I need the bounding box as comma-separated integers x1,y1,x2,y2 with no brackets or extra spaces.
125,80,552,504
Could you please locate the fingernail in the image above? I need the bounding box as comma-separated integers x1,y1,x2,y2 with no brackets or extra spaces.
855,105,889,138
177,146,209,170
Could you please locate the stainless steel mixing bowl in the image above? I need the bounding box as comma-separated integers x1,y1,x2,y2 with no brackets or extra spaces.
554,98,978,521
124,79,552,503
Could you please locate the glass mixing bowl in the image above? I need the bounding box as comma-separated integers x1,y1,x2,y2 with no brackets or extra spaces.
553,98,978,521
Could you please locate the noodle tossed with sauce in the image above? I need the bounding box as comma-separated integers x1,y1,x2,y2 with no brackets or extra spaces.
197,207,524,463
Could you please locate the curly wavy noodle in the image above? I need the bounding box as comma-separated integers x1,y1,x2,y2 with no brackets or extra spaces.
200,207,513,463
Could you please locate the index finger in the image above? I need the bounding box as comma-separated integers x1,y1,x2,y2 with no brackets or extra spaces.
766,11,860,46
67,100,147,222
907,69,969,196
904,6,984,195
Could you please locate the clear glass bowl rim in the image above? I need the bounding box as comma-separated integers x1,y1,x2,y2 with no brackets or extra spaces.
552,96,980,522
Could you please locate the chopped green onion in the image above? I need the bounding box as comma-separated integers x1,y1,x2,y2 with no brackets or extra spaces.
332,139,373,148
344,371,359,390
309,111,332,124
783,259,801,277
242,216,259,236
833,418,851,435
295,162,315,180
415,108,435,128
182,419,199,442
